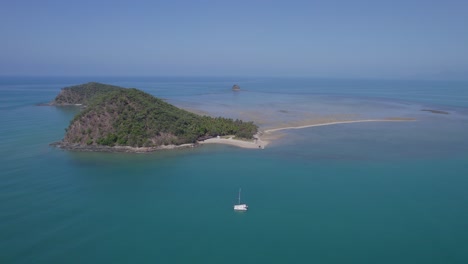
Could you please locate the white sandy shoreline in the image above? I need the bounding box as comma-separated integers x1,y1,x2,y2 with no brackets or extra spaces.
199,119,415,149
198,136,265,149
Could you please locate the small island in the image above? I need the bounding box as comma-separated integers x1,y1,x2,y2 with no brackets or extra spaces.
232,84,241,91
51,83,258,152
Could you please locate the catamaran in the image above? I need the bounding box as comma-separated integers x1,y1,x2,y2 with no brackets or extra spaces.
234,188,248,211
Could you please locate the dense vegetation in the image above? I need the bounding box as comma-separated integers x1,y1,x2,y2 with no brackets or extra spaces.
52,82,124,105
64,88,258,147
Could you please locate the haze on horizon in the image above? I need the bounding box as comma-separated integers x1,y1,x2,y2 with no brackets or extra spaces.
1,0,467,80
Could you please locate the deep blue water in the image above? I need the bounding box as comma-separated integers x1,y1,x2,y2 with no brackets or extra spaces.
1,77,468,263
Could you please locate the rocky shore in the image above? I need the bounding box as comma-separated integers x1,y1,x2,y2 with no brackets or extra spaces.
50,141,197,153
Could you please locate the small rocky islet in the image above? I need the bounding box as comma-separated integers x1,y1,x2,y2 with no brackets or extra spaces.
232,84,241,91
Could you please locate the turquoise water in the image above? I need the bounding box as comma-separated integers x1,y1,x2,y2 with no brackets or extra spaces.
1,77,468,263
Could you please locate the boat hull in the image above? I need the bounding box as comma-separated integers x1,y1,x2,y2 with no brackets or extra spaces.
234,204,248,211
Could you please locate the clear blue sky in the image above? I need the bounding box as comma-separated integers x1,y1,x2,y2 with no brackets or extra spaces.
1,0,467,79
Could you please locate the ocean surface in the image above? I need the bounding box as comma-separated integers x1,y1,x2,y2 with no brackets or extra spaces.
1,77,468,263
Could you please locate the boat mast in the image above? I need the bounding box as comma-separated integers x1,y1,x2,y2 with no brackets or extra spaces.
238,188,241,204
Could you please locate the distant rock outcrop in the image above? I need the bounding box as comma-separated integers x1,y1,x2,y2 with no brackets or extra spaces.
421,109,449,115
232,84,241,91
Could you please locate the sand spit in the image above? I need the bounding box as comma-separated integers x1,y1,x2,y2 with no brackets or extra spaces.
197,118,415,150
264,118,416,133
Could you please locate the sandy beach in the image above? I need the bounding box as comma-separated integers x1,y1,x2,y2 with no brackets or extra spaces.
198,118,415,149
198,136,266,149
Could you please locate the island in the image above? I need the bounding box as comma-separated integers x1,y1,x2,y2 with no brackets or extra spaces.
51,83,258,152
49,83,418,152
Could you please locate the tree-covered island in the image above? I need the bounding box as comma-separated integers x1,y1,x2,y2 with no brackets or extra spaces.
51,83,258,151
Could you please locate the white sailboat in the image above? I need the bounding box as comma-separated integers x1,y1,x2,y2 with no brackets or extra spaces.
234,188,248,211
